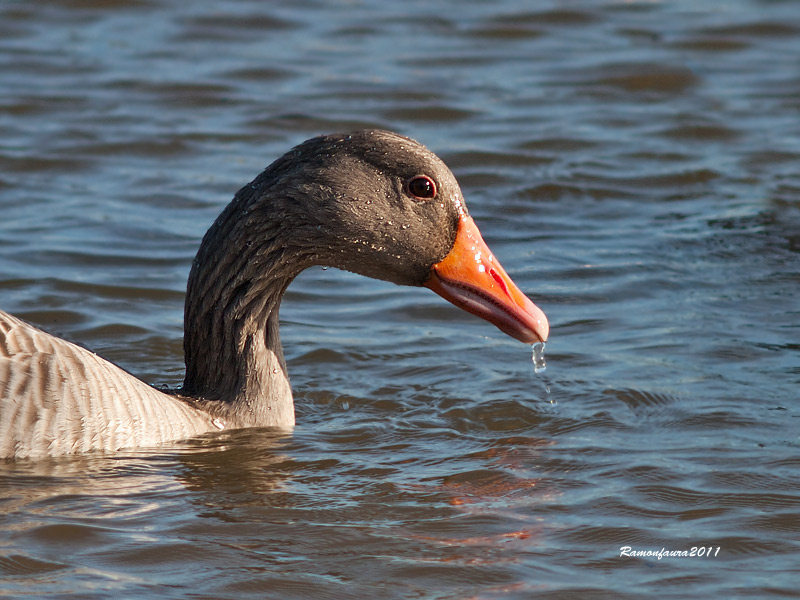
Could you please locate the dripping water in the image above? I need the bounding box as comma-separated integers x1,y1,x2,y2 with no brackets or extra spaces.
531,342,546,374
531,342,553,402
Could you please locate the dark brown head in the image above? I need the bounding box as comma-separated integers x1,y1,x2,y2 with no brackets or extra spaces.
229,129,549,343
238,130,461,286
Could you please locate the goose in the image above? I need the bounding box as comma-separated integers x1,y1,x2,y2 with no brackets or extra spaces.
0,130,548,459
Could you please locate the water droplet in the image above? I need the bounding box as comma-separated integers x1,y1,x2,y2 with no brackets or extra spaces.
531,342,546,374
322,266,329,270
272,368,280,374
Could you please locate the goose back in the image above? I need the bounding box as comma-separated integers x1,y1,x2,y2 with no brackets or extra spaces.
0,310,214,459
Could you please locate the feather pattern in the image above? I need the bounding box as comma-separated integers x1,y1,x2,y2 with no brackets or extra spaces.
0,310,214,459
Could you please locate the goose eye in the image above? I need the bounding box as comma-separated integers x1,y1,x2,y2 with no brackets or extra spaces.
407,175,437,200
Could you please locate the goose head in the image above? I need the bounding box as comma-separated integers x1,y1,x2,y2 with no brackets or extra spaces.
225,129,549,344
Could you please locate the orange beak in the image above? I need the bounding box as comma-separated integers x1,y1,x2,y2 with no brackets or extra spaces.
424,216,549,344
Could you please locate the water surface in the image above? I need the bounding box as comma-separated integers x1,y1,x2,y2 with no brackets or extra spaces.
1,0,799,598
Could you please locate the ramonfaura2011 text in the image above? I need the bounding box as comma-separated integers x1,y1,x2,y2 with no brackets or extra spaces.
619,546,720,560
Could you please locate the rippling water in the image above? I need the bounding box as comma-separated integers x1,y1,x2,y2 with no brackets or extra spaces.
1,0,799,598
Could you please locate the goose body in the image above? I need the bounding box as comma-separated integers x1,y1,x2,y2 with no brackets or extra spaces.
0,311,215,457
0,130,548,459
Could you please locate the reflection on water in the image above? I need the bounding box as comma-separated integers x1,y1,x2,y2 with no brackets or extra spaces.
1,0,799,598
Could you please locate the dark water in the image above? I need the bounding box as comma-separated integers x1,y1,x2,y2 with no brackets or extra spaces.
1,0,799,597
